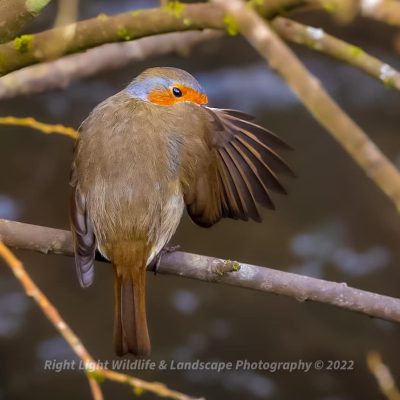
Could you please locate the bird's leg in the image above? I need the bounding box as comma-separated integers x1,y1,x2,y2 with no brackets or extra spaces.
149,245,181,275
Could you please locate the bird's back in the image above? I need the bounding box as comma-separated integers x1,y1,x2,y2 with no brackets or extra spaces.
73,91,192,260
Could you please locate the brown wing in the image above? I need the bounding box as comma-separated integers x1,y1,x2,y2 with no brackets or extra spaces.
69,143,96,288
185,107,294,228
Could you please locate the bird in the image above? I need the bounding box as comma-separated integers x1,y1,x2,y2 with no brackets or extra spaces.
70,67,293,357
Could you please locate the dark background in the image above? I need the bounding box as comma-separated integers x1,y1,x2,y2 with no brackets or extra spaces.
0,1,399,399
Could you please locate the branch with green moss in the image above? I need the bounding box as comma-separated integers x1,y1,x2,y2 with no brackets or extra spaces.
0,0,52,44
0,30,222,100
0,0,303,75
271,17,400,90
215,0,400,211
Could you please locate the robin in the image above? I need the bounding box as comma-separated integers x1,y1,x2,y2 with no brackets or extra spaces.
70,67,292,356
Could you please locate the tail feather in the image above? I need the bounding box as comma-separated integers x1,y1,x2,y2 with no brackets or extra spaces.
113,265,150,356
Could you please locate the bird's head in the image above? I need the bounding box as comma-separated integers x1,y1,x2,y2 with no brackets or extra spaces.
126,67,208,106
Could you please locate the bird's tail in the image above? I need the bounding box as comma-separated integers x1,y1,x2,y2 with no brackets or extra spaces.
112,246,150,357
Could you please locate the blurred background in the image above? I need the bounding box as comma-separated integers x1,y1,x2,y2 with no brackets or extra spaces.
0,1,400,399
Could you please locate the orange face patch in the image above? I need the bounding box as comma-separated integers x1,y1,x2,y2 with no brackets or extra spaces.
148,83,208,106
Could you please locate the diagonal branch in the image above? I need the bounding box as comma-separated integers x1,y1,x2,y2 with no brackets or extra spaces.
271,17,400,91
0,241,103,400
215,0,400,211
0,239,200,400
1,218,400,324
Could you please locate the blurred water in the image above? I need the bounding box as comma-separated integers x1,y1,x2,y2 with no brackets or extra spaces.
0,3,399,400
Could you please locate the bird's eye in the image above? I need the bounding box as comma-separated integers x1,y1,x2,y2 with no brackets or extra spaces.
172,87,182,97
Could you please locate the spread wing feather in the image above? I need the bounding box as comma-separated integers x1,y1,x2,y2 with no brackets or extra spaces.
185,107,293,228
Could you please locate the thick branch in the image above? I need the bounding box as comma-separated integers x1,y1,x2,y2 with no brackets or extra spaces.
0,30,221,100
0,0,52,44
0,0,301,75
1,219,400,324
216,0,400,211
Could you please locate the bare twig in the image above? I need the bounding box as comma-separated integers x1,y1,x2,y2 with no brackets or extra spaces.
0,116,78,139
271,17,400,90
0,240,200,400
0,30,221,100
0,0,52,43
367,352,400,400
1,219,400,324
54,0,79,27
215,0,400,211
359,0,400,26
0,241,103,400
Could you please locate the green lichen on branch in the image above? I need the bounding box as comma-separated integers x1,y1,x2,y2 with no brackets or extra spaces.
26,0,51,14
165,1,185,18
117,28,132,41
133,386,145,396
231,261,241,272
348,45,363,58
96,13,109,21
14,34,33,52
131,10,143,17
224,15,240,36
213,259,241,277
86,369,105,384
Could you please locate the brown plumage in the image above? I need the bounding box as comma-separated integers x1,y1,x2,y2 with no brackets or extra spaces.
70,67,293,356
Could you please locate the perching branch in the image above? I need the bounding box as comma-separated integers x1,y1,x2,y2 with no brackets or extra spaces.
271,17,400,91
0,240,200,400
1,218,400,324
0,30,221,100
0,0,52,44
216,0,400,211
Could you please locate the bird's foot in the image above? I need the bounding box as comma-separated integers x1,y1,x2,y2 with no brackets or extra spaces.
150,245,181,275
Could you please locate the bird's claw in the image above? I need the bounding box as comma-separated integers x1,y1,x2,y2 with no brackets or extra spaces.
151,245,181,275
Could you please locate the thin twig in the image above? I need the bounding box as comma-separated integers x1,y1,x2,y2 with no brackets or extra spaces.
0,240,199,400
271,17,400,90
54,0,79,27
0,241,103,400
0,116,78,139
1,219,400,324
359,0,400,26
215,0,400,211
367,352,400,400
